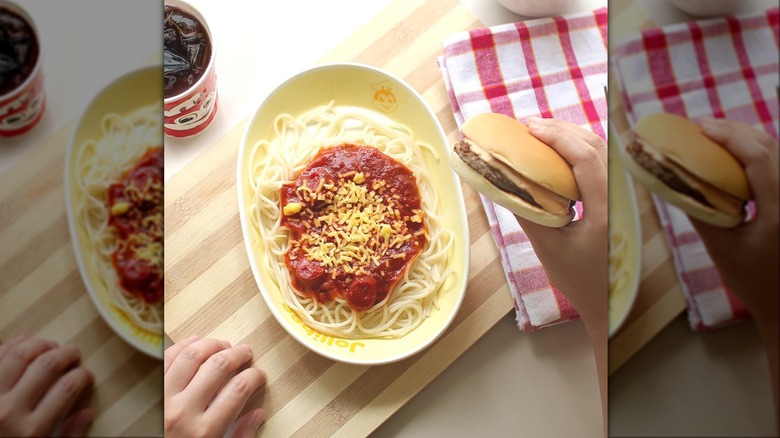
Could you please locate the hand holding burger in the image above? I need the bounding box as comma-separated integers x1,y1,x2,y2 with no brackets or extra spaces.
449,113,607,316
625,114,778,427
519,116,608,436
450,112,581,228
688,117,779,320
689,117,779,426
622,113,752,227
508,116,608,327
451,114,608,434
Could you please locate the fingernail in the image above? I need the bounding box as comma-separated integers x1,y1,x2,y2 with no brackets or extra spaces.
186,335,200,342
14,334,27,341
221,339,232,348
239,344,252,353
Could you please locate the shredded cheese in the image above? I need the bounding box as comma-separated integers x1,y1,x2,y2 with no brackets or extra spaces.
132,241,163,269
286,172,426,277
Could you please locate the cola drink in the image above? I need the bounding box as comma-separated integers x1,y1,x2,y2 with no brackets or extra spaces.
0,5,39,97
164,4,212,98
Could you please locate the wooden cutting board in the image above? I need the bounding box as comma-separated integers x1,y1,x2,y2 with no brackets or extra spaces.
163,0,514,436
0,123,162,436
607,0,688,375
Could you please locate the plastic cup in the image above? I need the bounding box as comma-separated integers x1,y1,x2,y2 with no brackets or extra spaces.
163,0,217,138
0,0,45,139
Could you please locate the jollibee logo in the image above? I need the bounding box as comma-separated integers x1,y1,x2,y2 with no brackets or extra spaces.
163,70,217,137
371,80,397,113
164,89,216,130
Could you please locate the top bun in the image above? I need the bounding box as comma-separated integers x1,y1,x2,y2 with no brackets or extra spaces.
635,113,752,200
462,113,581,200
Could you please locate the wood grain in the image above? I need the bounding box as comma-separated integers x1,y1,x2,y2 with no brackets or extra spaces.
163,0,513,436
0,123,162,436
607,0,688,375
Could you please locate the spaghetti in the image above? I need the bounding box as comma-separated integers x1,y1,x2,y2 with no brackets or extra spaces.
608,228,629,303
73,103,163,334
248,102,453,338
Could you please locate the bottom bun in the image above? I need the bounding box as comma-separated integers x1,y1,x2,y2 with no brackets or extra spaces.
620,149,743,228
450,151,574,228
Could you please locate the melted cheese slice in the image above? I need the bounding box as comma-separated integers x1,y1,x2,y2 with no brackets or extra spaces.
468,140,572,216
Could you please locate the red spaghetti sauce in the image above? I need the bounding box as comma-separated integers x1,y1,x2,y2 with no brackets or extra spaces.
280,145,428,311
107,147,163,304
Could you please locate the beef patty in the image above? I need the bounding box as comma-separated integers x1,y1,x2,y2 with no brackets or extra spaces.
626,140,713,208
454,139,544,209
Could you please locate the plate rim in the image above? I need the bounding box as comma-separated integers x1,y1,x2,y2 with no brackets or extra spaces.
608,121,643,338
64,65,163,359
236,61,470,365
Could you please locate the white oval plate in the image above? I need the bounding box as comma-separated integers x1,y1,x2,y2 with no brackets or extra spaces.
237,63,470,365
65,66,163,359
608,122,642,338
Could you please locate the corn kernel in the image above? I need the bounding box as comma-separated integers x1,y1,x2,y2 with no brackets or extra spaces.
110,202,131,216
283,202,303,215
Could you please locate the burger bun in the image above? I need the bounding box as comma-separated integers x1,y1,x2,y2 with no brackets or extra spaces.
449,150,575,228
626,113,750,228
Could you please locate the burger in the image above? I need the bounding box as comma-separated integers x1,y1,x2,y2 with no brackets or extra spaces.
622,113,751,228
449,112,580,228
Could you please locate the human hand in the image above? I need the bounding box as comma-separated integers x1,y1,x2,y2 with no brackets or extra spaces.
517,116,608,436
693,116,779,433
0,336,94,437
691,117,779,324
164,336,267,438
516,116,608,327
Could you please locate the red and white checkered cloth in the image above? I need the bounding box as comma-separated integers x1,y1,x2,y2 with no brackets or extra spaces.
613,7,779,331
439,8,608,331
